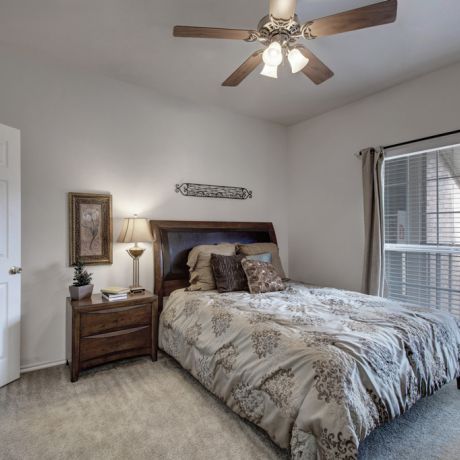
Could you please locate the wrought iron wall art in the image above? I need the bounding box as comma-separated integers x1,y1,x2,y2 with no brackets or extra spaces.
175,183,253,200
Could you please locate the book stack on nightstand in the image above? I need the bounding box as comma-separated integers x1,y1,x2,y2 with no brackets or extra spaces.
101,286,130,302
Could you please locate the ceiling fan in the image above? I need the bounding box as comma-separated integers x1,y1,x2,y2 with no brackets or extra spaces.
173,0,398,87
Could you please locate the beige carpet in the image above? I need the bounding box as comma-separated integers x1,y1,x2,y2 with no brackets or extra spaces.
0,354,459,460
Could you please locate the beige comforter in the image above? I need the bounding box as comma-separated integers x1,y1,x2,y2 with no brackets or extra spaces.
158,282,460,459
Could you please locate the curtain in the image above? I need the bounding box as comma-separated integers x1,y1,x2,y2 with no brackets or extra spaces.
361,147,385,296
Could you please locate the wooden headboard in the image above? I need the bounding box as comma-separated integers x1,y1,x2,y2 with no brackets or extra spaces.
150,220,277,310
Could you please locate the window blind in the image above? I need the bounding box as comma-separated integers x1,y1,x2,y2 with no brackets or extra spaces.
383,139,460,318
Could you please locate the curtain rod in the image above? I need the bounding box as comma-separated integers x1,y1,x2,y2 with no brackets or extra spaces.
383,128,460,150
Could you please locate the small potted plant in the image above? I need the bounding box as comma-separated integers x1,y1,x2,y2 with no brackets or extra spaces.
69,260,94,300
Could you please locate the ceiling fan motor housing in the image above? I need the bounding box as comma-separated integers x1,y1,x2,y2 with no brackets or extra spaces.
257,15,302,46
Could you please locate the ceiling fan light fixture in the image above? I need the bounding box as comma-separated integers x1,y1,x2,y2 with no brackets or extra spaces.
288,48,309,73
262,41,283,67
260,64,278,79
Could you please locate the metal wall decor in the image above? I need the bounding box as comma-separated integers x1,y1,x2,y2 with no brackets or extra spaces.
176,183,253,200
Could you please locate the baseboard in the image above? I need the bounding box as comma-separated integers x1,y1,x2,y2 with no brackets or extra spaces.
20,359,67,374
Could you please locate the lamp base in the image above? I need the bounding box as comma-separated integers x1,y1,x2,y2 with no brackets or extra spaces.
127,247,145,259
127,246,145,293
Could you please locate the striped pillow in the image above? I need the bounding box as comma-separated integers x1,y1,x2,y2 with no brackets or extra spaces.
210,254,248,293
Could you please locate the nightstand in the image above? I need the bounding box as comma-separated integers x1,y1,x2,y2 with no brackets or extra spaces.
66,291,158,382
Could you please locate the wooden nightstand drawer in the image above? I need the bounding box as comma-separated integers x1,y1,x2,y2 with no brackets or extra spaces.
80,303,151,337
66,291,158,382
80,325,151,361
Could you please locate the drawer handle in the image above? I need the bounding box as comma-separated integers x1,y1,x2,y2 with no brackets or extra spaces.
89,305,149,315
85,326,148,339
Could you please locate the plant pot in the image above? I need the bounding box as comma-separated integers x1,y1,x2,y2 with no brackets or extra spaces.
69,284,94,300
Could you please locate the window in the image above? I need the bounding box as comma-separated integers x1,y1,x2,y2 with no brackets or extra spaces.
383,134,460,318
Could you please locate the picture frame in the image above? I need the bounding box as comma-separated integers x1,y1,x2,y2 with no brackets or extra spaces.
68,192,113,265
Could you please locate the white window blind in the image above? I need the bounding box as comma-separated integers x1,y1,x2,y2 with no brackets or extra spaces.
383,137,460,318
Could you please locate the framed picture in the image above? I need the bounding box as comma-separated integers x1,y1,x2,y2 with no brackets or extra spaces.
68,192,113,265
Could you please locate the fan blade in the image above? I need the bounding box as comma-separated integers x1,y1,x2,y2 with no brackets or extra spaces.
173,26,255,40
307,0,397,38
270,0,297,20
296,46,334,85
222,50,264,87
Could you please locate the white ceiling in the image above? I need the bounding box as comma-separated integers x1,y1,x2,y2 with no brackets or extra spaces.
1,0,460,125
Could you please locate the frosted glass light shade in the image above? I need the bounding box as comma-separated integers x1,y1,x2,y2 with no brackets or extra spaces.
263,42,283,67
288,48,309,73
260,64,278,79
117,217,153,243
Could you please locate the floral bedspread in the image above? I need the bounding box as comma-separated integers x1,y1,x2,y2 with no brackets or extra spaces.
158,282,460,459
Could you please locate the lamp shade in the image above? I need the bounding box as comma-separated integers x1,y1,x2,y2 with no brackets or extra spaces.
288,48,309,73
260,64,278,79
117,217,153,243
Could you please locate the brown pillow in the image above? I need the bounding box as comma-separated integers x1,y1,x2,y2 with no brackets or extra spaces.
187,243,236,291
210,254,248,293
241,258,286,294
236,243,286,278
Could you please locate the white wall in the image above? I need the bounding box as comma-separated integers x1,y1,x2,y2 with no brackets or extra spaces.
288,62,460,292
0,45,288,370
4,42,460,371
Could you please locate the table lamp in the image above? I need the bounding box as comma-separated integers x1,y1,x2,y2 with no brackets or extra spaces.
117,215,153,293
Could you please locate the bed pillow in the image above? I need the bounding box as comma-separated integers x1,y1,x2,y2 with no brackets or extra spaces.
244,252,272,264
236,243,286,278
187,243,236,291
210,254,248,293
241,258,286,294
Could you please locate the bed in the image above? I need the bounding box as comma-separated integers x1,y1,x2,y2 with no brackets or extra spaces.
151,220,460,460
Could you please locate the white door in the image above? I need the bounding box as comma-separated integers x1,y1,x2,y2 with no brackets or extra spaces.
0,123,21,387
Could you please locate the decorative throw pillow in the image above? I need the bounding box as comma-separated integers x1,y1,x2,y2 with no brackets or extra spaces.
241,258,286,294
210,254,248,293
187,243,236,291
245,252,272,264
236,243,286,278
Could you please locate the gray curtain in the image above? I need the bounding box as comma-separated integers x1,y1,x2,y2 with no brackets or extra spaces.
361,147,385,296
